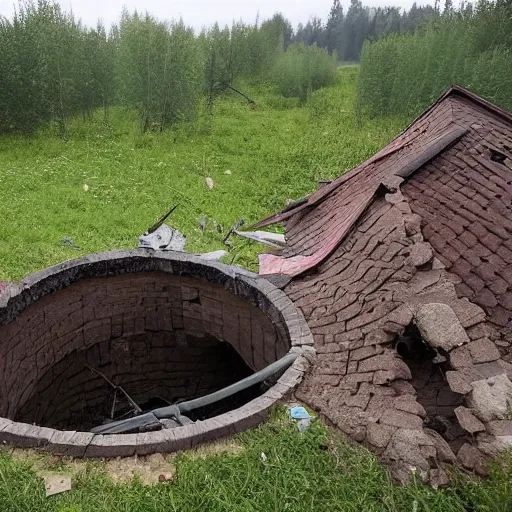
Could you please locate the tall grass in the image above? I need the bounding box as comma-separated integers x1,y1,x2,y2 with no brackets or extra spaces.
357,1,512,117
272,43,339,101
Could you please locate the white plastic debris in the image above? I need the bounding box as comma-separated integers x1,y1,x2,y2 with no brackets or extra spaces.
234,230,285,248
260,452,267,462
224,170,232,175
138,224,186,252
205,177,214,190
82,184,89,192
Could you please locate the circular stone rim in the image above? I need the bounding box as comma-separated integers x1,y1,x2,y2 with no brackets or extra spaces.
0,249,314,457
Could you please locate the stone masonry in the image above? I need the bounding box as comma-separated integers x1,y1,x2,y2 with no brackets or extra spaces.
0,251,314,457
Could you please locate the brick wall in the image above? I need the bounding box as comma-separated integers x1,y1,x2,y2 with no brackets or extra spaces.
0,272,289,427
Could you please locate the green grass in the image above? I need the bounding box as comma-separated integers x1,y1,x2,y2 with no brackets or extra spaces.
1,409,512,511
0,68,402,280
2,67,512,510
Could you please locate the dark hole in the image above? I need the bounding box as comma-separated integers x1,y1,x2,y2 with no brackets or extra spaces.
396,325,469,452
15,335,255,431
490,149,506,164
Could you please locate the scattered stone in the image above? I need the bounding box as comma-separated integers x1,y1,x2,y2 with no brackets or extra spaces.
415,303,470,351
473,361,506,379
383,429,430,472
449,345,473,369
446,371,473,394
424,429,457,462
386,305,414,327
158,472,174,482
408,242,434,267
205,177,214,189
390,380,416,396
457,443,487,475
420,444,437,459
454,406,486,434
467,338,501,363
374,370,396,385
403,214,422,237
429,468,450,489
393,395,426,417
468,374,512,422
359,353,411,378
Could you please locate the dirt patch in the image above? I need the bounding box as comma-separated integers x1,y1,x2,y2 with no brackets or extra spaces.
4,437,246,486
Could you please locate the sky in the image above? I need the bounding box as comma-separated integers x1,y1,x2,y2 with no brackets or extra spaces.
0,0,435,31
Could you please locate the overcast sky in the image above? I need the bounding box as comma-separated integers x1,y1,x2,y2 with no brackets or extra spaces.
0,0,436,30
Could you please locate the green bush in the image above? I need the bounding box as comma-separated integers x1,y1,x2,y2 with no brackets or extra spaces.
272,43,338,101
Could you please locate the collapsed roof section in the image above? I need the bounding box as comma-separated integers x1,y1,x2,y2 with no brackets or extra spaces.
255,86,512,279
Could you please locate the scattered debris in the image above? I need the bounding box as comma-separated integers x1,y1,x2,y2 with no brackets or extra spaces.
60,237,81,251
290,406,312,420
260,452,267,462
234,230,285,248
297,419,312,433
289,405,315,432
216,222,223,233
138,206,186,252
82,184,89,192
205,177,214,190
138,224,186,251
223,218,245,247
224,170,232,175
137,206,225,260
86,364,142,420
43,475,72,497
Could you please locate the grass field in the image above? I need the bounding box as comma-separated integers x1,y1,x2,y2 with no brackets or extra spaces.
0,68,402,280
1,68,512,511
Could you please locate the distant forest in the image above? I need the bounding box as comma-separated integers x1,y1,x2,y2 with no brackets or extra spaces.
0,0,510,136
292,0,439,61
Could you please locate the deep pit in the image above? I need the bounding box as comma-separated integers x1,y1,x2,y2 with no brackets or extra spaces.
0,252,313,456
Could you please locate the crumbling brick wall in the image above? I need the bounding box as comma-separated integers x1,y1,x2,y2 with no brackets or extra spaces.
286,181,512,484
0,272,289,428
402,102,512,352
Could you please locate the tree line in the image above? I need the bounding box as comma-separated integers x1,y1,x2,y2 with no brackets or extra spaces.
357,0,512,118
294,0,438,62
0,3,323,135
3,0,503,137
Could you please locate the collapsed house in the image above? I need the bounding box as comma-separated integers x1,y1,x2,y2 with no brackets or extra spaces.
254,85,512,484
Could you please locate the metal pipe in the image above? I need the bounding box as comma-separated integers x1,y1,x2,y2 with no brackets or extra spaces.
91,352,298,434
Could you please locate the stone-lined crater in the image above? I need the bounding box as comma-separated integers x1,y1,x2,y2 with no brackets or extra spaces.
0,252,312,456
